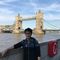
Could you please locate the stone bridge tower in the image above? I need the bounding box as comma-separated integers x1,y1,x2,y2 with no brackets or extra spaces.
35,10,44,34
13,14,22,33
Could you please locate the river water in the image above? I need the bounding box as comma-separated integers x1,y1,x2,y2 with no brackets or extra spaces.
0,32,60,52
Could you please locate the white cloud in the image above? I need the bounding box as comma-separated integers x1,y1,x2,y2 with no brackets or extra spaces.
43,3,60,20
27,2,60,12
48,3,60,9
5,0,16,2
0,0,16,3
0,14,15,25
39,3,60,12
0,8,14,14
44,13,60,20
0,0,60,25
24,2,60,21
0,1,5,5
35,3,60,20
0,0,16,5
0,15,15,20
0,7,16,25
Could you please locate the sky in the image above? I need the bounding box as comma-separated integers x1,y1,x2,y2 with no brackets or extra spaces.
0,0,60,29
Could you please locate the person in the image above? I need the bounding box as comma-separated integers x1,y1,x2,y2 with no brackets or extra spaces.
1,28,40,60
14,28,40,60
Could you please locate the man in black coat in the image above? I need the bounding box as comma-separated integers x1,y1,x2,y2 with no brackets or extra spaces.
14,28,40,60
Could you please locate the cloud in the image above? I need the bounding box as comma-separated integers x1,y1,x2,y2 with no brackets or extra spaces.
0,0,60,27
0,7,15,25
22,2,60,21
41,3,60,12
0,14,15,25
0,0,17,25
0,0,16,3
31,3,60,21
42,3,60,20
0,16,15,25
0,0,17,7
0,1,6,5
44,13,60,20
0,8,14,14
30,2,60,12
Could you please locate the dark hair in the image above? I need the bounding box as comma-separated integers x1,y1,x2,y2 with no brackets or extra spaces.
24,28,32,34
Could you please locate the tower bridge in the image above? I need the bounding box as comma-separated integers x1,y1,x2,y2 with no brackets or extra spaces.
13,10,44,34
0,10,59,34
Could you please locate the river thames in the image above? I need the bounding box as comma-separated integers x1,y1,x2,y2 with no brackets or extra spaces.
0,32,60,52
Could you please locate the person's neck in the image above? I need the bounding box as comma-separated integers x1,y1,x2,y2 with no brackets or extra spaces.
26,37,31,40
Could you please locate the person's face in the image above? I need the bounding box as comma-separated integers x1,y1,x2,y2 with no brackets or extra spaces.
25,31,32,39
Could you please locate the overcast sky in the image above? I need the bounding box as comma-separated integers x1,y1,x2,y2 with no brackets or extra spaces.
0,0,60,29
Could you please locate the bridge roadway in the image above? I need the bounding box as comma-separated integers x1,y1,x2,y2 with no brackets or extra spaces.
44,29,60,31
